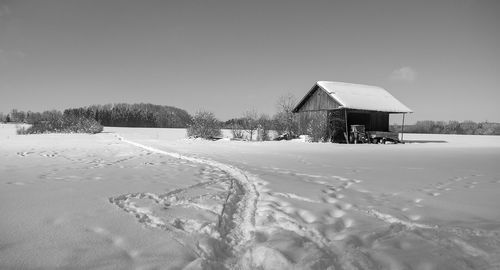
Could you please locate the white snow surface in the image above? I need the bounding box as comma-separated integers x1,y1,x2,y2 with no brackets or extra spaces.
317,81,413,113
1,123,500,270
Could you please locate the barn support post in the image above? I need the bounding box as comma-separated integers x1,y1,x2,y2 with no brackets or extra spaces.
344,108,349,144
401,113,406,143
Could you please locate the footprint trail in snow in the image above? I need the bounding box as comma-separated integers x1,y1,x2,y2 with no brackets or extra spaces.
109,134,500,270
109,135,262,269
109,135,345,269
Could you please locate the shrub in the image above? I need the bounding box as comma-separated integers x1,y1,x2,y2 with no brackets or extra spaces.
230,123,245,139
187,111,222,139
306,112,328,142
257,114,272,141
17,115,103,134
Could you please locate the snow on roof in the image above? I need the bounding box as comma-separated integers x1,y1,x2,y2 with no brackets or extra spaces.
316,81,412,113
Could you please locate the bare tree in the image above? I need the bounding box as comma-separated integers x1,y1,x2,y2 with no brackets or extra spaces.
274,93,298,136
276,92,297,114
242,109,259,141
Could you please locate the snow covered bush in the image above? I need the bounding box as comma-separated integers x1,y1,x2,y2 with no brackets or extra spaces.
306,116,328,142
304,112,328,142
296,111,329,142
257,114,272,141
17,115,103,134
230,123,245,139
187,111,222,139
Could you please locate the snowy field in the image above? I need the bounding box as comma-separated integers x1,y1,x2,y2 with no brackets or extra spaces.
1,123,500,270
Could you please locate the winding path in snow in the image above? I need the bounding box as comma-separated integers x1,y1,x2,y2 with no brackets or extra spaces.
111,134,261,268
110,134,342,269
109,134,500,269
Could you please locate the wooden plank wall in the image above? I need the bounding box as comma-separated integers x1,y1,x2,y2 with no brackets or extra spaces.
298,87,341,112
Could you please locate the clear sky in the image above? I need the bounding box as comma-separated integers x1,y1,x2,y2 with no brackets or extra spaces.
1,0,499,123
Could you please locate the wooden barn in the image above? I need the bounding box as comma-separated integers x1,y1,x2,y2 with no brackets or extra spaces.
293,81,412,143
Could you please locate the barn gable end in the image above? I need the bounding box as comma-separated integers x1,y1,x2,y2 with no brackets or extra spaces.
294,85,341,112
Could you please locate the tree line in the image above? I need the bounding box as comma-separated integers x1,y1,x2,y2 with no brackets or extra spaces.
1,103,193,128
391,120,500,135
1,109,65,124
64,103,192,128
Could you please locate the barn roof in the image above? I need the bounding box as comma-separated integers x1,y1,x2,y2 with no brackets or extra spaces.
293,81,412,113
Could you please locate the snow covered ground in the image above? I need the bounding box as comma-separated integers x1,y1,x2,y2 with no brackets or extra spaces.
1,123,500,270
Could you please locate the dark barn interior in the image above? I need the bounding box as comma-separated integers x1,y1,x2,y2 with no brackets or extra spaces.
347,111,389,132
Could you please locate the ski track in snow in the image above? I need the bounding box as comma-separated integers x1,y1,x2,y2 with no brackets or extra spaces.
108,134,500,270
109,134,262,269
109,134,345,269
